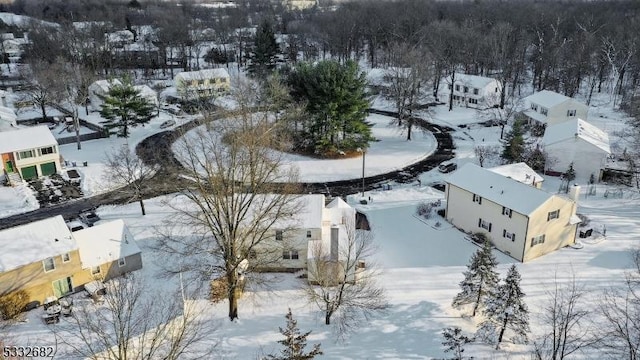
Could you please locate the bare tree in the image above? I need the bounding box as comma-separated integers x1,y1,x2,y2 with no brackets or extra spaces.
474,145,500,168
155,80,302,321
598,249,640,360
55,275,215,360
19,60,64,122
305,221,387,337
104,145,159,216
532,273,598,360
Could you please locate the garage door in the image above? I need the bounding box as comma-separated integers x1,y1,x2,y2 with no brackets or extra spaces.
20,165,38,180
40,162,56,176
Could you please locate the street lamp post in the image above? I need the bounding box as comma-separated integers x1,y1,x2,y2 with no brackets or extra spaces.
357,148,365,197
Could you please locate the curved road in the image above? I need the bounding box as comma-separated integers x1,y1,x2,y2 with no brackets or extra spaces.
0,109,455,230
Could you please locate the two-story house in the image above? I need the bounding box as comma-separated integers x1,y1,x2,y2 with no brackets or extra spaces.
542,118,611,180
0,125,61,183
89,79,122,110
445,163,580,262
252,195,356,283
440,73,502,109
0,216,142,306
174,68,231,99
523,90,589,127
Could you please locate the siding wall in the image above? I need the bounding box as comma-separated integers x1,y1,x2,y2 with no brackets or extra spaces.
253,228,321,271
546,100,589,126
523,195,577,261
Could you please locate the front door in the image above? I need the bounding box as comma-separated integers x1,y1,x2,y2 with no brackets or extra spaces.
52,277,73,298
4,160,12,173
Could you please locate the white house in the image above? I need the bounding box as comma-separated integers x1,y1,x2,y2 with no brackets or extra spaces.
488,162,544,189
133,85,159,109
542,118,611,180
440,73,502,109
0,125,61,182
0,106,17,131
174,68,231,99
523,90,589,127
88,79,122,110
445,163,579,262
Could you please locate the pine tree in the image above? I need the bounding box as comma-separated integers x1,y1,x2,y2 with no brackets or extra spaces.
99,78,155,138
248,20,279,79
452,241,500,317
501,120,526,163
477,265,530,349
442,327,473,360
565,163,576,183
265,309,323,360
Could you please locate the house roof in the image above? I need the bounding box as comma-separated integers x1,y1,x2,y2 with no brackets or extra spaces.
542,118,611,154
488,162,544,185
451,73,497,88
134,85,157,102
525,90,575,108
523,109,548,124
74,219,142,269
0,125,58,154
89,79,122,94
174,68,230,82
0,215,77,272
446,163,554,215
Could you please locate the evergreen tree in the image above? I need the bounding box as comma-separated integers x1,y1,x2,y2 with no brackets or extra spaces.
442,327,473,360
501,120,526,163
100,78,155,138
265,308,323,360
287,60,372,154
452,241,500,317
249,20,279,79
476,265,530,349
565,163,576,183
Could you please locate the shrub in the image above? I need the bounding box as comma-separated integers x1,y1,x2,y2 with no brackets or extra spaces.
416,202,434,219
0,290,29,320
472,232,489,245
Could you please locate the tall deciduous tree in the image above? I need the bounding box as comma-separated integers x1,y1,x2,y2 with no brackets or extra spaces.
155,80,301,321
100,78,155,138
287,60,371,154
248,19,279,79
477,265,530,349
452,240,500,317
20,60,64,123
265,309,323,360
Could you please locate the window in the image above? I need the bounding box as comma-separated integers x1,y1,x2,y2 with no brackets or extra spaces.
495,87,499,92
39,146,55,156
43,257,55,272
540,107,548,116
502,207,512,217
220,78,227,83
62,253,71,263
282,250,290,260
530,103,538,111
503,229,516,241
306,230,312,238
283,250,299,260
531,234,546,247
547,210,560,221
567,109,576,117
275,230,283,241
91,266,101,275
248,250,257,259
473,88,479,95
291,250,299,260
468,98,478,104
18,150,34,160
455,85,460,91
118,258,126,267
473,194,482,204
478,218,492,232
463,86,469,93
448,84,452,90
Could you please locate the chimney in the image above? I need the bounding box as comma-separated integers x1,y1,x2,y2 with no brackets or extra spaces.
330,226,339,261
568,184,581,203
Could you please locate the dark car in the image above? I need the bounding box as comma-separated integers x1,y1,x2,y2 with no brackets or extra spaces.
438,162,457,173
79,211,100,227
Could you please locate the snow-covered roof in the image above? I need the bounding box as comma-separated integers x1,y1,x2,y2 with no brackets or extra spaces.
134,85,157,103
175,68,230,81
451,73,497,88
523,109,547,123
525,90,576,108
0,125,58,154
290,194,326,229
89,79,122,94
0,215,77,272
74,219,141,269
488,162,544,186
446,163,554,215
542,118,611,154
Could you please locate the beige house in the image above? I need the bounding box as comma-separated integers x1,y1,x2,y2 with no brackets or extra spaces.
0,125,61,183
445,163,580,262
0,216,142,306
252,195,356,283
523,90,589,127
174,68,231,99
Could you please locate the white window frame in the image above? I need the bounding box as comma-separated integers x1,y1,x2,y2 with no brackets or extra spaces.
275,230,283,241
531,234,546,247
547,210,560,221
118,258,126,267
291,250,299,260
306,230,312,238
62,253,71,263
531,103,538,111
502,207,512,217
567,109,576,117
282,250,290,260
39,146,56,156
479,218,492,231
43,257,56,272
473,194,482,204
473,88,479,95
455,84,460,92
503,229,515,241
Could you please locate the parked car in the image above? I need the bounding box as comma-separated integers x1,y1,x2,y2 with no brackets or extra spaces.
159,119,176,129
79,211,100,227
66,220,85,232
438,162,457,173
